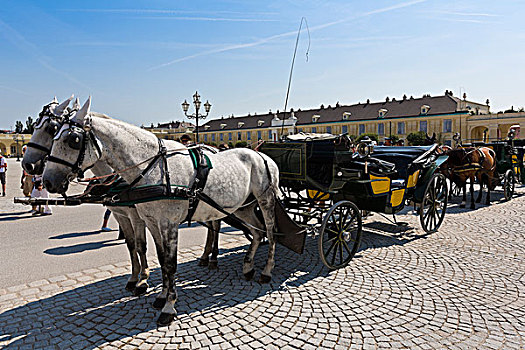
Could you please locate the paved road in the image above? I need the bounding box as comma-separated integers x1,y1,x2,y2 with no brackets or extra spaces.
1,157,525,349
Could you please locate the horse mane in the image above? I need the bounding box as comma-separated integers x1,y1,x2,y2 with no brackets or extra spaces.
90,112,111,119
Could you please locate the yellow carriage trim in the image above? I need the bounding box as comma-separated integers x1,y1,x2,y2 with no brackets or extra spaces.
512,154,518,164
307,189,330,200
406,170,420,188
369,174,390,194
390,189,405,207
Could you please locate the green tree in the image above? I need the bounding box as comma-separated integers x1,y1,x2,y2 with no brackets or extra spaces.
234,141,248,148
406,131,427,146
23,116,34,134
356,133,378,142
15,121,24,133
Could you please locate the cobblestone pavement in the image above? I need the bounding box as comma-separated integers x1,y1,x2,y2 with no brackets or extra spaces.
1,187,525,349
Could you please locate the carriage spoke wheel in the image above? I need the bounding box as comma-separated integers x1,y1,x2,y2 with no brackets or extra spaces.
318,200,362,270
420,173,448,233
503,170,515,201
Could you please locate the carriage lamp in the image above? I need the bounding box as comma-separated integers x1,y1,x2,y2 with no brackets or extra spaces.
182,91,212,143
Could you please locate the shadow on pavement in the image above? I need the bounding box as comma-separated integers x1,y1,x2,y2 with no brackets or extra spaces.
44,239,125,255
0,238,334,349
49,230,117,240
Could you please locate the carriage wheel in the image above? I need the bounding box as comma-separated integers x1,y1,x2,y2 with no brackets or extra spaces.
318,200,362,270
503,170,515,201
420,173,448,233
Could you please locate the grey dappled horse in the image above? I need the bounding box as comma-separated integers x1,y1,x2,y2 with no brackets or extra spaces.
22,97,151,295
43,98,279,326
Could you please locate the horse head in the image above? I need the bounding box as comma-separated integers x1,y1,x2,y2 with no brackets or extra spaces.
43,97,101,194
22,96,75,174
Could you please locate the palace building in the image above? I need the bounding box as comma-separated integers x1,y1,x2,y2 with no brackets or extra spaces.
147,91,525,145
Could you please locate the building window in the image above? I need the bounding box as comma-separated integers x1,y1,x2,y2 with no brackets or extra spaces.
397,122,406,134
204,134,208,142
378,123,385,135
268,130,272,139
358,124,365,134
228,132,232,141
420,121,427,132
10,145,16,154
311,127,317,133
220,133,224,141
378,109,388,118
443,119,452,133
247,132,251,140
326,126,332,134
421,105,430,115
312,115,320,123
343,112,351,120
257,131,262,140
238,132,242,140
444,140,452,146
342,125,348,134
212,134,216,142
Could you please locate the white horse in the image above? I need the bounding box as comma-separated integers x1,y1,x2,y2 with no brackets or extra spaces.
22,97,151,295
42,98,279,326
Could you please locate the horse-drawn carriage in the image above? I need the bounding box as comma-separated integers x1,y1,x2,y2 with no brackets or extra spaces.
471,141,518,201
258,133,449,269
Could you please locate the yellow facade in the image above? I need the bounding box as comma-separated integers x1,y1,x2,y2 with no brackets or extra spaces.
0,134,31,157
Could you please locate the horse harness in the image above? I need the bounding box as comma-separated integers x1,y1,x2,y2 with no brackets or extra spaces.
449,148,486,174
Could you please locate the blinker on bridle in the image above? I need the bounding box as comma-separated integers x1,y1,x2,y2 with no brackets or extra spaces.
26,103,78,154
47,121,102,179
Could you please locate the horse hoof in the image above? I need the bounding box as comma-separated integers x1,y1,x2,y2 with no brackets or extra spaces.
134,284,148,296
259,274,272,284
152,297,166,310
198,258,209,267
208,261,218,270
157,312,175,327
470,205,475,210
244,269,255,281
125,281,136,292
459,204,465,208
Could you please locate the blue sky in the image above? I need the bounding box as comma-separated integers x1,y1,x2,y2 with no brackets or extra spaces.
1,0,524,129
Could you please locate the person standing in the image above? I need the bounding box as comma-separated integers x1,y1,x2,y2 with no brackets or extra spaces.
0,152,7,196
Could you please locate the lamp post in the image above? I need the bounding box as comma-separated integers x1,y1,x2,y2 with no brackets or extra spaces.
181,91,211,143
13,134,24,161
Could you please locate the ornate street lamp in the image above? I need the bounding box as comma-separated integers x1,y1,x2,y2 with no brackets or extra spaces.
13,134,24,161
181,91,211,143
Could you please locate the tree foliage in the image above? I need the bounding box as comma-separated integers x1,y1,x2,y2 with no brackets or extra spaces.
406,131,427,146
15,121,24,133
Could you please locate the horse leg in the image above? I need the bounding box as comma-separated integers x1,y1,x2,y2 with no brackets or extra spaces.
199,222,214,267
476,174,483,203
158,220,179,326
133,219,150,296
242,229,262,281
460,183,467,208
145,224,169,310
113,213,140,292
257,191,277,284
485,174,492,205
208,220,221,270
470,177,476,209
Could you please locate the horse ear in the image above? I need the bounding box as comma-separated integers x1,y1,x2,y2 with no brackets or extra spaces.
53,95,74,116
72,98,81,111
73,96,91,127
51,96,58,105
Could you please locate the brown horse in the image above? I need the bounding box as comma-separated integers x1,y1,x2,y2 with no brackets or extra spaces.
441,147,497,209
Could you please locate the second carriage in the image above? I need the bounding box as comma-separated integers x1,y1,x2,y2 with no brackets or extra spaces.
259,134,449,269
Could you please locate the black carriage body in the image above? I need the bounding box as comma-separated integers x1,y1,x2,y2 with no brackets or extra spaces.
260,139,446,215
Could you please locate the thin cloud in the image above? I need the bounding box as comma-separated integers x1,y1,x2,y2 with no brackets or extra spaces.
149,0,428,70
129,16,278,22
0,85,31,96
0,19,89,89
431,11,500,17
59,8,278,16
